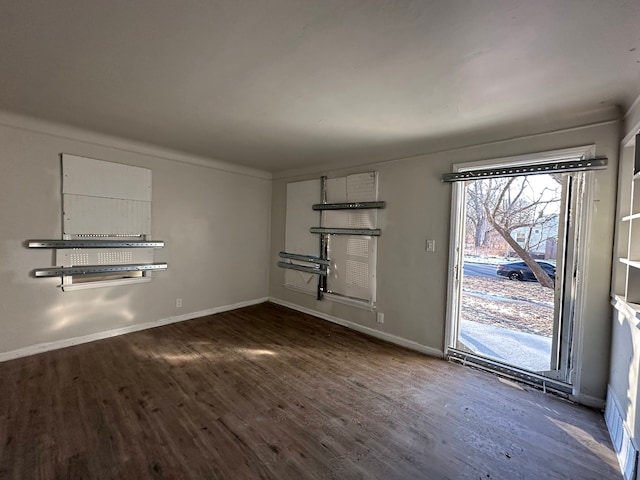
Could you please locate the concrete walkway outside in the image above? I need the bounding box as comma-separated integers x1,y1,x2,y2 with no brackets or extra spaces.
460,320,552,372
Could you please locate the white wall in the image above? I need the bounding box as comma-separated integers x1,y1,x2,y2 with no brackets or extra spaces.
0,103,623,408
609,302,640,436
270,118,620,404
0,112,272,357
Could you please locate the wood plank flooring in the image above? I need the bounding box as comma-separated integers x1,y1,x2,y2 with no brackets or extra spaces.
0,302,620,479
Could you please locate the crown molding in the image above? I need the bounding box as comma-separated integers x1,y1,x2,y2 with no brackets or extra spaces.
0,110,272,180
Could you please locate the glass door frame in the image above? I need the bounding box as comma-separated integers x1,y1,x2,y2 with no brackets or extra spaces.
444,146,596,389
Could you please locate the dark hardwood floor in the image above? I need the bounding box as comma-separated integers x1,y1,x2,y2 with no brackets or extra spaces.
0,302,619,479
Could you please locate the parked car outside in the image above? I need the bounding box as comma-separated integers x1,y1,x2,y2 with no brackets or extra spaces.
496,260,556,282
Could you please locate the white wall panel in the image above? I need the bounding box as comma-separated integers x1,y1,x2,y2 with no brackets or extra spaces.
63,194,151,235
346,172,377,202
56,248,154,267
326,177,347,202
327,235,376,301
324,172,378,302
323,210,376,229
284,179,320,293
62,154,151,201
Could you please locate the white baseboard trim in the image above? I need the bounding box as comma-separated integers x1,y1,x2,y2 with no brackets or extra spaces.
269,297,444,359
571,393,606,410
605,385,638,480
0,297,269,363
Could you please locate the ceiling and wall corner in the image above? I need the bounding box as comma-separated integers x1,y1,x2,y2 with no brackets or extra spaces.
0,110,272,180
0,0,639,172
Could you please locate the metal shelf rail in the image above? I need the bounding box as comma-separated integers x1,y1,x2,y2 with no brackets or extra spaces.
28,239,167,280
278,174,386,300
34,263,168,278
28,240,165,248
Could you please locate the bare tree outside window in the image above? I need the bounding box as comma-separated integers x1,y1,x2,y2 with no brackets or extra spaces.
465,175,561,289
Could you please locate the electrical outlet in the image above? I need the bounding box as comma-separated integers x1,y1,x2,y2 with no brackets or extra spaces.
176,298,183,308
426,239,436,252
376,312,384,324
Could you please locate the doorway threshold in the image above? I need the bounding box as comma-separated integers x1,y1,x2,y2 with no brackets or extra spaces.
447,348,572,397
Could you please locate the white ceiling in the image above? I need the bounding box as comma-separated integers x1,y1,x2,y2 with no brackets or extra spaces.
1,0,639,172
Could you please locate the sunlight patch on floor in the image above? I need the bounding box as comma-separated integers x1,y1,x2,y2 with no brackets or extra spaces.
235,348,277,357
547,416,620,470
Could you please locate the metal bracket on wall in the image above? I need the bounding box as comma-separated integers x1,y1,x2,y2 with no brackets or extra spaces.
276,261,327,276
281,174,386,300
277,251,329,277
28,240,165,248
635,134,640,175
278,251,330,266
442,157,608,183
34,263,168,278
310,227,381,236
312,201,386,211
318,176,329,300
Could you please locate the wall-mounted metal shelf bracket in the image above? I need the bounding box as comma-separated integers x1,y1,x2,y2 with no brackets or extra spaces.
28,240,165,248
312,201,386,211
442,157,608,182
34,263,168,278
310,227,381,236
281,174,385,300
278,251,330,266
277,261,327,276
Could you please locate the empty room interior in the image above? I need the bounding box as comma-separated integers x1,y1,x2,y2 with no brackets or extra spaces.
2,1,640,479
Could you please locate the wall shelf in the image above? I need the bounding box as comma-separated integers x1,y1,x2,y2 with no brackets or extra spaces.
612,295,640,325
619,258,640,269
614,133,640,305
28,239,165,248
